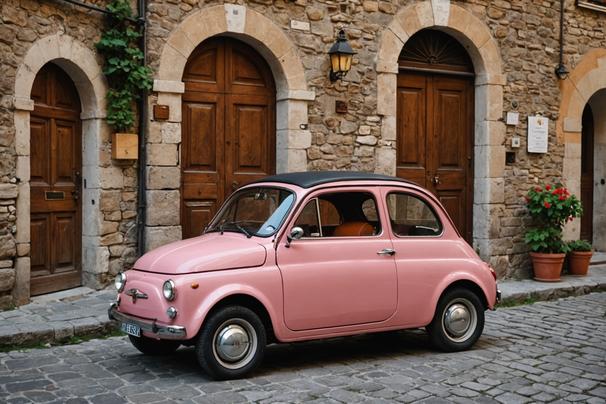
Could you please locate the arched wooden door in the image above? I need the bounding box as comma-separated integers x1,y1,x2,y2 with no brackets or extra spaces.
396,30,474,243
580,104,594,242
181,37,276,239
30,63,82,295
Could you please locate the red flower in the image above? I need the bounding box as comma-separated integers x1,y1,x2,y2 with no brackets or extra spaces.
545,185,551,191
535,187,542,192
559,195,566,201
544,201,551,208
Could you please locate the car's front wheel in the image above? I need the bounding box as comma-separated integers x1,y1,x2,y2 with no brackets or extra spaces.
128,334,180,355
427,288,485,351
196,306,266,380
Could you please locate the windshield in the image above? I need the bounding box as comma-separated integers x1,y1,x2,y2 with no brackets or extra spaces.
206,187,295,237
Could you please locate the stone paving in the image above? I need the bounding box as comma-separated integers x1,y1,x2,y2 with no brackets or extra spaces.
0,293,605,403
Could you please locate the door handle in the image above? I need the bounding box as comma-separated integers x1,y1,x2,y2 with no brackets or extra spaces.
377,248,396,256
432,175,440,185
231,181,239,191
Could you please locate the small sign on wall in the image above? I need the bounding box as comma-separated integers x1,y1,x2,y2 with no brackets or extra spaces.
527,116,549,153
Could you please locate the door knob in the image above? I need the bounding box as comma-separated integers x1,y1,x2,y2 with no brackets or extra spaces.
432,175,440,185
231,181,239,190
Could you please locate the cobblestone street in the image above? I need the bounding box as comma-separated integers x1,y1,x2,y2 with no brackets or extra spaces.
1,293,605,403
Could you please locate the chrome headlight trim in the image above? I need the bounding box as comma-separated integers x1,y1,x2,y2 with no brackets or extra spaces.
115,272,126,292
163,279,176,301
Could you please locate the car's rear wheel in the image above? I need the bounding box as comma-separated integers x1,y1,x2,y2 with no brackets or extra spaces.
427,288,484,351
196,306,266,380
128,334,180,355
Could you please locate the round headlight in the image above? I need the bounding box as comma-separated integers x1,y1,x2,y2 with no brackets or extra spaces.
115,272,126,292
163,280,176,301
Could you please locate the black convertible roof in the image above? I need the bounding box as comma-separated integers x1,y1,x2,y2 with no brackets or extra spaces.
253,171,416,189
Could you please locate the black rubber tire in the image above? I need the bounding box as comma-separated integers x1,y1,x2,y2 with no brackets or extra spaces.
427,288,485,352
196,306,266,380
128,334,180,355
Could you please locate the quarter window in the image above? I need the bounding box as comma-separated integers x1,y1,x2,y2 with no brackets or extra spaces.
293,192,381,237
387,193,442,236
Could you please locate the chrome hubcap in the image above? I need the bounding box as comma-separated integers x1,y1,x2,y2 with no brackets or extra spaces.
444,303,470,337
215,325,250,362
212,318,257,370
442,298,477,343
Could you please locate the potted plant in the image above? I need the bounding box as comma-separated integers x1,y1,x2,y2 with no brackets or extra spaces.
524,183,582,282
567,240,593,276
95,0,152,159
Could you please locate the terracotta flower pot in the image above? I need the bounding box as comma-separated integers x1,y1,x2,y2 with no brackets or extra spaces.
529,252,565,282
568,251,592,276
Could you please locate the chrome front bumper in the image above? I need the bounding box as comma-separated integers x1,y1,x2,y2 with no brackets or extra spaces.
108,303,187,340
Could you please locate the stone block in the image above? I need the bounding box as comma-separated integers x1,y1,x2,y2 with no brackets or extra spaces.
83,246,109,275
356,135,377,145
474,145,506,179
432,0,450,26
146,190,180,226
375,147,396,176
381,115,397,141
376,31,402,74
476,84,504,122
161,122,181,144
13,257,29,306
15,183,29,243
14,111,30,156
99,190,121,212
144,226,182,252
474,178,505,204
0,268,15,292
0,184,17,199
276,99,308,131
99,166,124,189
157,93,182,123
146,166,181,190
158,44,188,83
100,232,123,246
148,144,179,166
377,73,397,116
0,234,16,260
16,243,30,257
225,4,246,33
276,129,311,151
0,260,12,269
475,120,505,146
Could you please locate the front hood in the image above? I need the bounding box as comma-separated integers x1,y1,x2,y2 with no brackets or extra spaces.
134,233,267,274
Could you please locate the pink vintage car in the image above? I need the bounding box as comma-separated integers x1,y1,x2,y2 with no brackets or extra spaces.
109,171,500,379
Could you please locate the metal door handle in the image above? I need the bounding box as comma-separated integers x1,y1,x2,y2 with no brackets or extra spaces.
432,175,440,185
377,248,396,256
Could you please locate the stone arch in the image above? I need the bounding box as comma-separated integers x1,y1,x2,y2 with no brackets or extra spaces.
375,1,506,264
147,4,314,246
12,34,109,303
558,49,606,242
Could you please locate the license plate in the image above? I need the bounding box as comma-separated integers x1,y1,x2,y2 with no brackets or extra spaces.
121,322,141,337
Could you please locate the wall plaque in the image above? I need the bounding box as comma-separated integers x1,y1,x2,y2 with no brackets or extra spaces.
527,116,549,153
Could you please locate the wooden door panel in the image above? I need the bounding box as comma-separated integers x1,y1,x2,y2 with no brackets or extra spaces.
53,213,77,270
183,201,216,238
30,63,82,296
54,120,77,185
30,118,50,186
182,100,223,171
30,214,51,276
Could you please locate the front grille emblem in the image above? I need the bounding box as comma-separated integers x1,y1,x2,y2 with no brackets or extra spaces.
125,288,148,303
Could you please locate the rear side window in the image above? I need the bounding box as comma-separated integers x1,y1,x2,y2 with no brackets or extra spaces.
387,193,442,237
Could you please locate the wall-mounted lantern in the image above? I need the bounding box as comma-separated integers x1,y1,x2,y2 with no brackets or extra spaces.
328,30,355,82
555,63,569,80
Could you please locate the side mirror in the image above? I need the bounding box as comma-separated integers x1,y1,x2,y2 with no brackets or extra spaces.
286,226,304,248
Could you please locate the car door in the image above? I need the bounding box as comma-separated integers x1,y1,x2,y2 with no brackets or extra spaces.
276,188,398,331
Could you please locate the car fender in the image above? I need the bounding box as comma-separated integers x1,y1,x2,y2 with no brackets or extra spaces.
428,269,496,321
187,283,282,339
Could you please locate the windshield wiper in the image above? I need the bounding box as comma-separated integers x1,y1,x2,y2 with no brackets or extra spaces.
217,222,252,238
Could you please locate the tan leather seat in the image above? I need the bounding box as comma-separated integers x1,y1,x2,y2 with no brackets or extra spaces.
333,221,374,237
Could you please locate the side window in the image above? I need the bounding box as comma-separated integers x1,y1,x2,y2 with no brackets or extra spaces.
293,192,381,238
387,193,442,237
294,199,321,237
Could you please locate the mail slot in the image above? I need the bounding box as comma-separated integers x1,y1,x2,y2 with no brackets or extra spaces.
45,191,65,200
